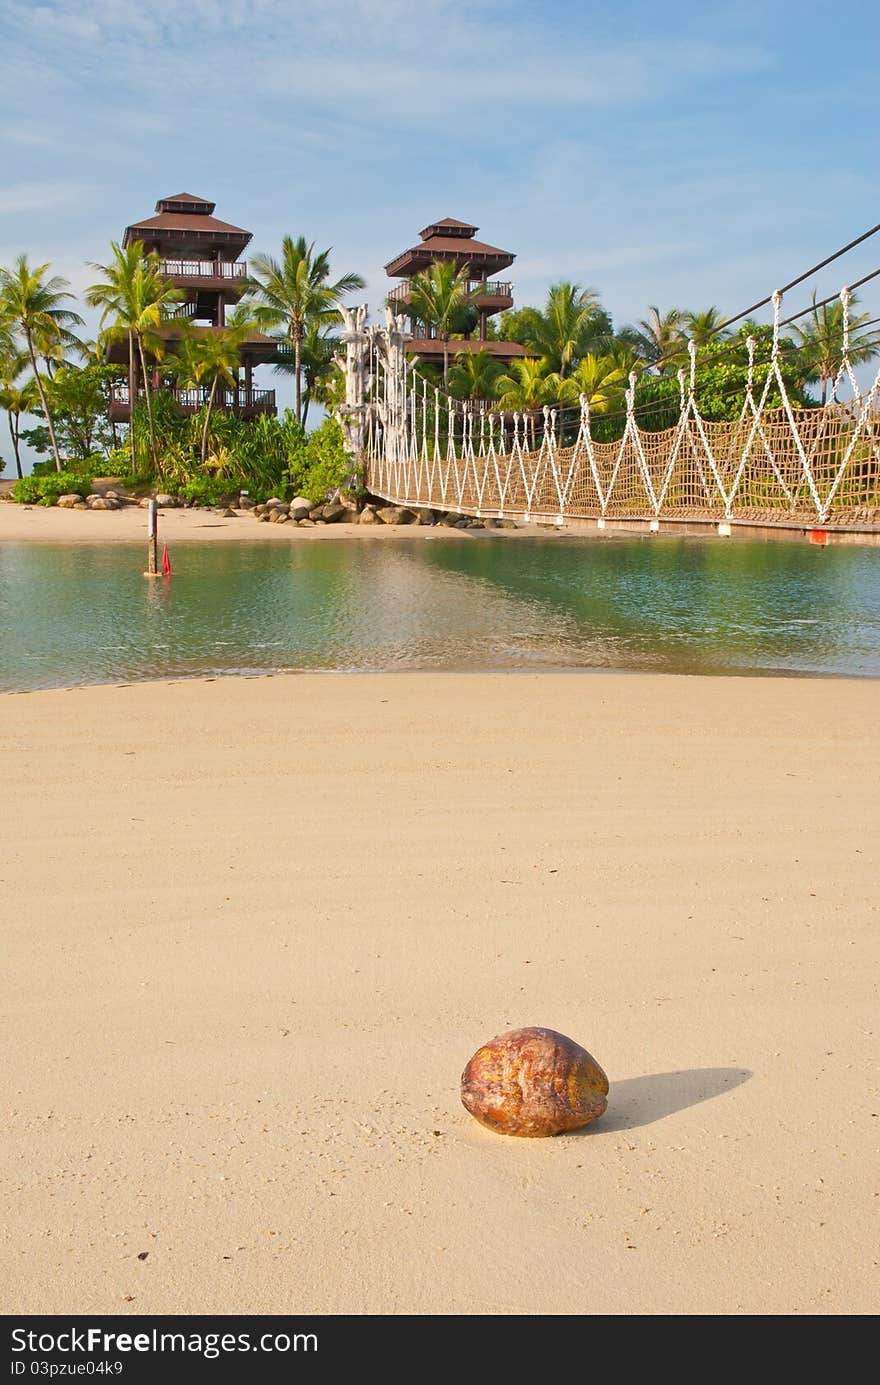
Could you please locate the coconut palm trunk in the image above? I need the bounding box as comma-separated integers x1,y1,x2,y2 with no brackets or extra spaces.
135,332,160,479
127,330,137,473
7,410,23,478
293,327,303,426
24,332,62,471
201,375,220,464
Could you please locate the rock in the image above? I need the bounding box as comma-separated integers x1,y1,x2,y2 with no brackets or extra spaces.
254,504,267,517
154,493,176,508
86,496,117,510
461,1027,608,1138
265,497,287,509
322,501,347,523
268,509,288,523
484,517,501,528
103,490,119,500
221,507,237,518
290,496,316,514
258,511,271,522
380,506,417,526
469,519,486,529
298,517,315,527
238,495,255,510
290,504,312,522
414,510,435,525
454,518,472,529
440,512,461,527
73,502,88,510
339,506,361,523
498,517,518,529
56,493,84,508
359,506,379,524
309,505,325,521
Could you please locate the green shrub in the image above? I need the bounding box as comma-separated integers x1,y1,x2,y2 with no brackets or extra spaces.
175,476,238,507
31,454,105,479
12,471,92,505
296,417,354,502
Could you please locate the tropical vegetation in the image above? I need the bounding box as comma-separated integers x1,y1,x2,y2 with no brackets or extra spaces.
0,234,361,503
1,235,879,497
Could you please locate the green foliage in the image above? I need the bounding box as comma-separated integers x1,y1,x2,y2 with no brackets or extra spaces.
124,398,349,505
634,324,811,432
12,469,92,504
43,363,122,459
31,452,106,478
294,416,352,501
177,476,240,506
248,235,365,426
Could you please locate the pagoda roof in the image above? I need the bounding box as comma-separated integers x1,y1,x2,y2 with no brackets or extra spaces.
126,212,250,239
123,194,251,258
386,234,514,278
158,192,215,211
420,234,512,258
419,216,478,238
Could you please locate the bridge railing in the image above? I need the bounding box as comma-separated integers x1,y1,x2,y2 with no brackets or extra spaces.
361,288,880,529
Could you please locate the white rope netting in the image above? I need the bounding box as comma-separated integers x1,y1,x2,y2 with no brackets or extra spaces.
360,287,880,527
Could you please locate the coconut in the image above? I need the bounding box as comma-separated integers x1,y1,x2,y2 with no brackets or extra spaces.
461,1026,608,1137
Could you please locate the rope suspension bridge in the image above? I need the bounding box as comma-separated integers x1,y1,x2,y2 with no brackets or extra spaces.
334,231,880,539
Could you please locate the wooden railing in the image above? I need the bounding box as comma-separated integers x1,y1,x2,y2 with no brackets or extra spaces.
110,384,275,414
387,280,512,305
159,259,247,280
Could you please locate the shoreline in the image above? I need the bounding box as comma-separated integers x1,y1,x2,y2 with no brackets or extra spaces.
6,499,875,547
0,500,544,546
2,670,878,1314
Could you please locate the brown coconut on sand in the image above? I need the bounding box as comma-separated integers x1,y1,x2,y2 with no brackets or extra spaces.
461,1027,609,1137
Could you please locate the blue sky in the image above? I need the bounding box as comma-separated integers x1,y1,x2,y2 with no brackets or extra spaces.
1,0,878,429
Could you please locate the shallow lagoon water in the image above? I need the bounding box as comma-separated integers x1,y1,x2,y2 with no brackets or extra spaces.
1,535,879,691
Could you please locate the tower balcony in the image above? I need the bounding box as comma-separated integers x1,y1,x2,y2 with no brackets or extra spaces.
109,382,275,423
387,279,513,314
157,258,249,296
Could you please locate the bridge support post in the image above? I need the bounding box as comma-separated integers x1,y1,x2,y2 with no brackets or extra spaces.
649,519,660,533
718,522,732,537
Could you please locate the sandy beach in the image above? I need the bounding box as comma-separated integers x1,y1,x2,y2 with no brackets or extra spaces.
0,499,540,546
2,663,878,1316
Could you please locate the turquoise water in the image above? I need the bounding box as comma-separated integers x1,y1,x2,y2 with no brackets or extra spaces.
1,536,879,691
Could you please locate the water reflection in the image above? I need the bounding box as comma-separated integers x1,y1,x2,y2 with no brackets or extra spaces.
0,536,878,692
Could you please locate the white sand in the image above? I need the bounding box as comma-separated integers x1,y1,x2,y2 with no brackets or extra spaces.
1,670,878,1316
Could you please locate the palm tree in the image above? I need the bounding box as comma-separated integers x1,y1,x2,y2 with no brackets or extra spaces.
405,260,474,388
448,348,504,401
793,290,880,405
630,306,686,372
0,345,38,478
521,282,606,377
683,306,730,347
0,257,83,471
567,353,628,414
172,327,246,463
248,236,365,427
273,320,341,428
494,357,552,412
86,243,182,474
